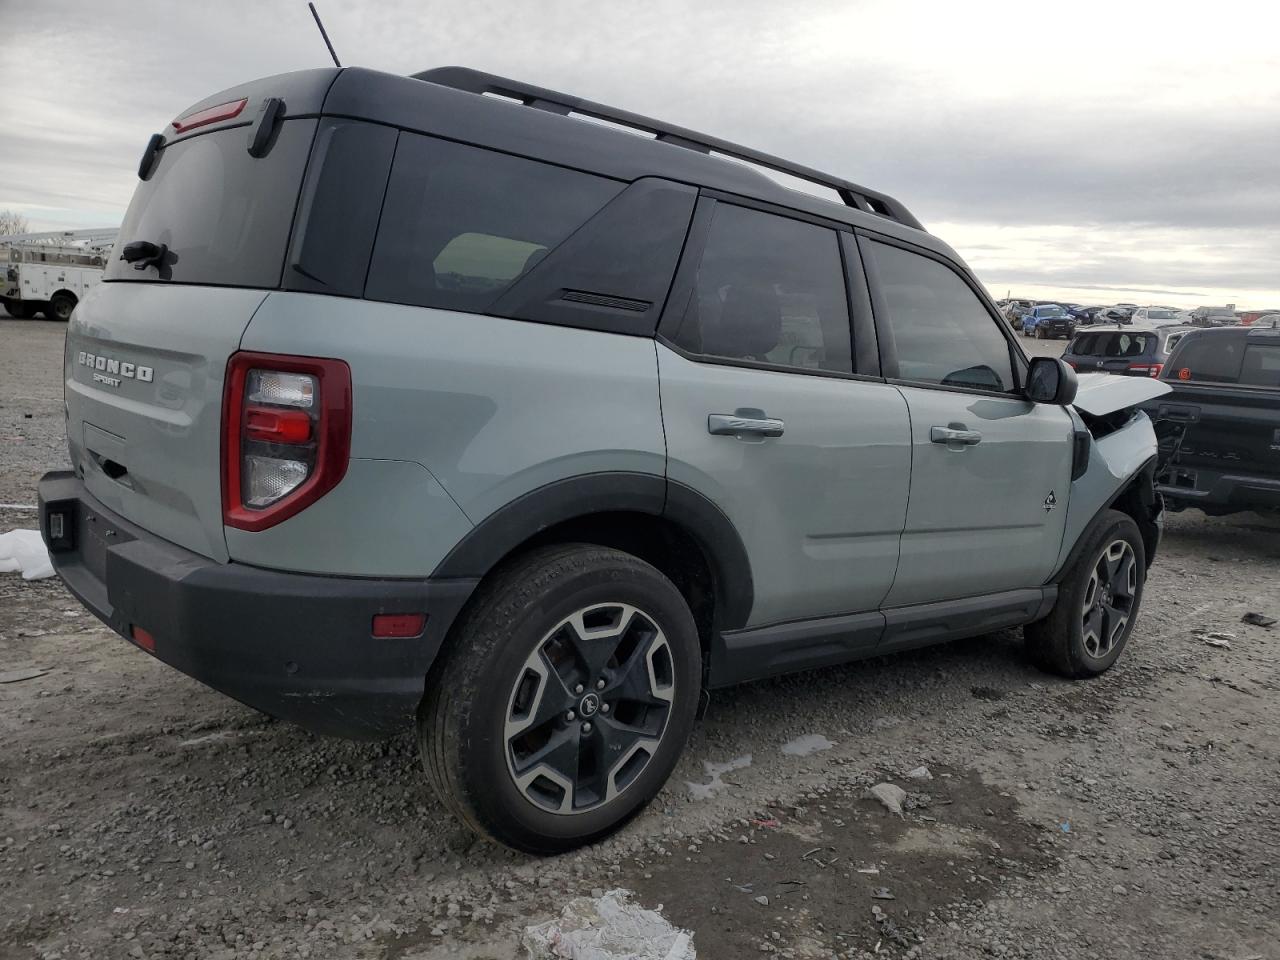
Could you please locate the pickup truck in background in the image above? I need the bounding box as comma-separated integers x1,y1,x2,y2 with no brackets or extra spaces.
1143,325,1280,517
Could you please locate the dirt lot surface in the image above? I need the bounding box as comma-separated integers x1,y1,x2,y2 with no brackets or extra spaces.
2,316,1277,960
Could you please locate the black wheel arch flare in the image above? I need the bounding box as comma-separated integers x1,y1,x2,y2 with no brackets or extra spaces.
430,472,754,631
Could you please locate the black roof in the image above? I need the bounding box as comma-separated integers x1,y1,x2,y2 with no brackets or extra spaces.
171,65,953,257
413,67,923,231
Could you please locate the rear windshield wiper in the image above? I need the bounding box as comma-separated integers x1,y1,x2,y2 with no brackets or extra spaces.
120,240,169,271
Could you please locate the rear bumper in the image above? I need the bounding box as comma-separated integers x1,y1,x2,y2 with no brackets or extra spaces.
1158,466,1280,514
38,471,478,739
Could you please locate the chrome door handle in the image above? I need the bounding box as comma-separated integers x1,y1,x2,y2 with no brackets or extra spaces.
930,425,982,445
708,414,785,438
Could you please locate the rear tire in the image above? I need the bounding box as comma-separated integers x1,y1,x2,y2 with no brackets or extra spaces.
1026,510,1145,678
419,543,701,854
48,293,76,322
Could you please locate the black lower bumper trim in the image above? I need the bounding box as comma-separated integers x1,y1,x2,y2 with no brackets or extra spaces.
38,471,477,739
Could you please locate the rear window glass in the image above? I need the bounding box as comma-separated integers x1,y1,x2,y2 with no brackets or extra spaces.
1168,335,1245,382
365,134,623,313
1070,332,1152,357
106,120,317,287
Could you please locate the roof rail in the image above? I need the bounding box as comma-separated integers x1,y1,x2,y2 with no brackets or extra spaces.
412,66,924,232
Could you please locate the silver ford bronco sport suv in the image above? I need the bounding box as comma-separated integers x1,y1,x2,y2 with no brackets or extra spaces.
38,65,1170,853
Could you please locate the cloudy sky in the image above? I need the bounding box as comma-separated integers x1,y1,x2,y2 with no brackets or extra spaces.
3,0,1277,308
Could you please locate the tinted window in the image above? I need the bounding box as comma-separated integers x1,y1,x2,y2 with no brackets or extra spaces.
1070,332,1153,357
1167,335,1245,383
106,120,317,287
670,204,851,373
865,241,1014,392
1239,344,1280,387
366,134,622,313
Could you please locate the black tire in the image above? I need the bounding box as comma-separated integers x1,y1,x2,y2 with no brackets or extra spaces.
1036,326,1046,340
419,543,701,854
1026,509,1146,678
48,294,76,322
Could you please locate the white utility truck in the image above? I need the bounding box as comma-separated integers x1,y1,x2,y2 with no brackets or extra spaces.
1,229,117,320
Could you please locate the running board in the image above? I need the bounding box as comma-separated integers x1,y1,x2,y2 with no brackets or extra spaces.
709,586,1057,688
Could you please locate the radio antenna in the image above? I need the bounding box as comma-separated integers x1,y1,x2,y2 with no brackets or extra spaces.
308,3,342,68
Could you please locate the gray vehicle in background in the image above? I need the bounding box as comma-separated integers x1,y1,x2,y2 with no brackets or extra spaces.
38,64,1170,853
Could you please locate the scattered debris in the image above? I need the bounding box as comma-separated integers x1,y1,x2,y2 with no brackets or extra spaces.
520,889,695,960
871,887,896,900
868,783,907,818
0,667,48,684
0,529,54,580
1060,821,1071,833
1242,612,1276,629
1199,635,1232,649
856,866,881,875
749,818,780,829
781,733,835,756
685,755,752,800
752,895,769,907
905,765,933,780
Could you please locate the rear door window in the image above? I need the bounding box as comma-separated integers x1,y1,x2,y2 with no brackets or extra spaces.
667,203,852,373
106,120,317,288
365,134,623,314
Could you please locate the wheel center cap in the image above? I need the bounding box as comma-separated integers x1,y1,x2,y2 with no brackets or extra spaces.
578,693,600,717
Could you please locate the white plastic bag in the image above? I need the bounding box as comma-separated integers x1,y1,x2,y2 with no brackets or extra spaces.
0,529,55,580
521,889,695,960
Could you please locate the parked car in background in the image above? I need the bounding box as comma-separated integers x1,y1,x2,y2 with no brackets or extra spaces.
1094,306,1133,325
1189,305,1238,327
1238,309,1279,326
1003,298,1036,328
1020,303,1076,339
1143,325,1280,517
1130,306,1182,328
1063,325,1193,378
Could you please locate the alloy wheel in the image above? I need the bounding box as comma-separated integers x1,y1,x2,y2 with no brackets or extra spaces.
504,603,676,815
1080,539,1137,659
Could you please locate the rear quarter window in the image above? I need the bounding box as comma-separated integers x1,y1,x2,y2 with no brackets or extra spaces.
106,120,317,288
365,134,623,314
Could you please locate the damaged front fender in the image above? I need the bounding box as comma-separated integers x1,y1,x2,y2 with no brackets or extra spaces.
1052,375,1171,577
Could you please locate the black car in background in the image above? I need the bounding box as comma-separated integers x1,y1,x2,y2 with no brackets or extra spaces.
1063,325,1194,378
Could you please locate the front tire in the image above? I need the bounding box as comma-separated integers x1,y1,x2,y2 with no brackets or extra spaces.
1026,510,1146,678
419,544,701,854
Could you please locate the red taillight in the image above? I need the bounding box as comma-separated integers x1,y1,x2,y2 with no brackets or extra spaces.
372,614,427,639
1128,363,1163,378
222,352,351,532
171,98,248,134
131,625,156,652
1065,361,1077,369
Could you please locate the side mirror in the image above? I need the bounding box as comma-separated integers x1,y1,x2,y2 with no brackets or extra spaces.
1026,356,1077,405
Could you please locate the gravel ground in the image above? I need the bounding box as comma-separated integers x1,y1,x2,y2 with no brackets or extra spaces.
2,316,1277,960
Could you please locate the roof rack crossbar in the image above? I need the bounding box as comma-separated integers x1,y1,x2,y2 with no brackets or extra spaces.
412,66,923,231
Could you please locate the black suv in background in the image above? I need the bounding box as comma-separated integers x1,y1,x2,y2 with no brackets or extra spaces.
1064,325,1194,379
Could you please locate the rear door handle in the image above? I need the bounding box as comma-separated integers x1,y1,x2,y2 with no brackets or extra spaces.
930,425,982,446
708,413,785,438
